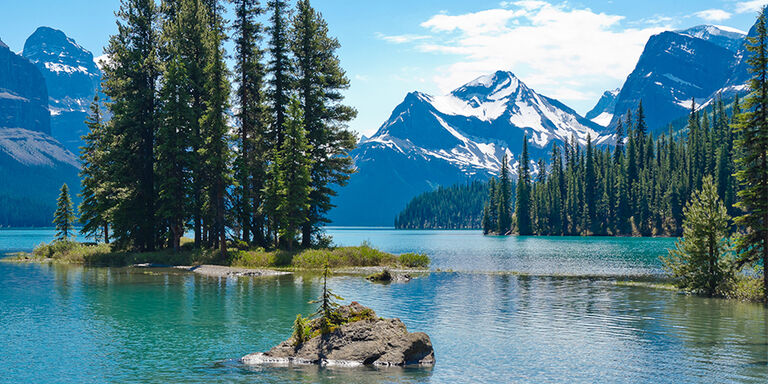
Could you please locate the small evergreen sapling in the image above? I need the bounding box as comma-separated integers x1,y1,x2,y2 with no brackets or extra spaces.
54,184,75,242
661,176,732,297
310,261,344,333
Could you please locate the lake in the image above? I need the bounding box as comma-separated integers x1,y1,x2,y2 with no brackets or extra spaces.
1,228,767,383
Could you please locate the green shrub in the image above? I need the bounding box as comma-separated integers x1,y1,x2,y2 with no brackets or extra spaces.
398,252,430,268
292,314,311,345
32,241,112,263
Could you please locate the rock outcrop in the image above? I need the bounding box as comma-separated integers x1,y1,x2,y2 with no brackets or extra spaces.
0,37,50,134
242,302,434,367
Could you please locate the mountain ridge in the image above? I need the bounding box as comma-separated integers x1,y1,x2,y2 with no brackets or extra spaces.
331,71,608,226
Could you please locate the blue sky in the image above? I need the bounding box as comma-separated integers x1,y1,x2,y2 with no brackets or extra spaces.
1,0,766,137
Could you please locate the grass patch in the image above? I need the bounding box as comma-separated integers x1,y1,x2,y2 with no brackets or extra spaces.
9,240,431,270
615,280,678,291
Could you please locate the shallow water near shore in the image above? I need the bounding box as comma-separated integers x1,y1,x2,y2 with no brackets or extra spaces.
1,228,767,383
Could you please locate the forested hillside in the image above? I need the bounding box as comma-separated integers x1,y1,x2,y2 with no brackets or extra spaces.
394,181,491,229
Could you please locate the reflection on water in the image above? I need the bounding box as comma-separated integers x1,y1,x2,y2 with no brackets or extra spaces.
328,228,677,276
1,261,767,383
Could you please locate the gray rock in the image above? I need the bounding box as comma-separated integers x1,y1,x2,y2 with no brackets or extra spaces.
242,303,434,367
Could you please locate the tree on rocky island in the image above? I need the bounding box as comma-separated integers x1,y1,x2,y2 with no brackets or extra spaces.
54,183,75,242
310,261,344,333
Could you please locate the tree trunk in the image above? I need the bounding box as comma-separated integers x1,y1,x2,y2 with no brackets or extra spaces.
301,222,311,248
104,222,110,244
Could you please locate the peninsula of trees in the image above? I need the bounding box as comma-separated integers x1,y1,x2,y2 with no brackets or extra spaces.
77,0,356,255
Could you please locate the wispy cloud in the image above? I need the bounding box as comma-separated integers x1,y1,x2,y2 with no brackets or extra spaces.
735,0,768,14
375,33,431,44
694,9,732,21
411,1,666,100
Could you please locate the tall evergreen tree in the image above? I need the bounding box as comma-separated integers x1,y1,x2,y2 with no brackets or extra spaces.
497,154,513,234
54,184,75,242
199,0,232,255
584,134,598,234
79,96,112,244
291,0,357,247
734,6,768,299
275,97,312,249
156,56,193,252
102,0,160,251
231,0,268,246
267,0,292,147
516,136,533,235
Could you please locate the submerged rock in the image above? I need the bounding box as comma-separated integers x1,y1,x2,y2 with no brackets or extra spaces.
242,302,434,367
366,269,412,283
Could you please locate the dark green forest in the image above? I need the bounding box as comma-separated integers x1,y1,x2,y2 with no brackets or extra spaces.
499,95,739,237
394,181,493,229
77,0,355,254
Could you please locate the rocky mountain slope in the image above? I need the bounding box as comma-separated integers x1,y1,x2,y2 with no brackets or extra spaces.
330,71,609,226
608,26,744,132
0,38,50,135
0,35,81,227
23,27,102,153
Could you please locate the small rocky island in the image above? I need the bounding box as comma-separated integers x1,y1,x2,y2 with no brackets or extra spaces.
242,302,434,367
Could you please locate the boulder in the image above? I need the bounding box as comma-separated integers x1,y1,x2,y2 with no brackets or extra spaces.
242,302,434,367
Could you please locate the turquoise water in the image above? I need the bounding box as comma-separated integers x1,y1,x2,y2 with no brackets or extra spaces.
1,228,767,383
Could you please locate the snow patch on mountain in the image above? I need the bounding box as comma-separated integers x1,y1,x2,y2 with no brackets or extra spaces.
591,112,614,127
44,62,91,75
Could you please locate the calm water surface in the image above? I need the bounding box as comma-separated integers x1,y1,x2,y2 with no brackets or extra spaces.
1,228,767,383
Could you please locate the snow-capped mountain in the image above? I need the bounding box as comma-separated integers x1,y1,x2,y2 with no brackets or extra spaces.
677,25,746,53
330,71,609,226
23,27,102,153
609,27,744,132
585,89,619,127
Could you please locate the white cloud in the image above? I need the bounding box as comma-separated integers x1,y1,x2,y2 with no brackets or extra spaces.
695,9,732,21
375,33,431,44
413,1,666,102
735,0,768,14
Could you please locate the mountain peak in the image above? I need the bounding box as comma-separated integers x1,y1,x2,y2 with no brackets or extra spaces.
451,70,522,104
23,26,96,69
675,25,746,52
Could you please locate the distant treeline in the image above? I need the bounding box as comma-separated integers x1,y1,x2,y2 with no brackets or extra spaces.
0,195,53,228
492,95,741,237
394,181,492,230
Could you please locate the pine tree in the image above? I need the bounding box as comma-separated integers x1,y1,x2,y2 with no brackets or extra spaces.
199,0,232,255
79,96,112,244
276,97,312,249
54,184,75,242
662,176,731,297
267,0,291,147
231,0,268,246
516,136,533,235
291,0,357,247
497,154,513,234
102,0,160,251
734,6,768,299
156,55,193,252
584,134,598,234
